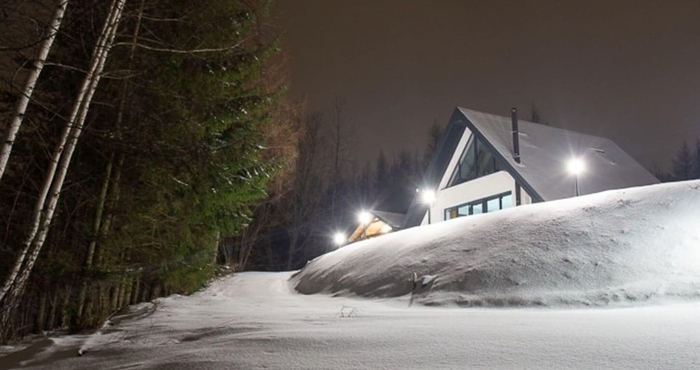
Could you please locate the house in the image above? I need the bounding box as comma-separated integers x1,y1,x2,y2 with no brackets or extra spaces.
402,107,660,228
348,210,405,243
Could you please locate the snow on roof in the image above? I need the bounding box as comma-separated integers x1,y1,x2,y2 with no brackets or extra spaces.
402,108,660,228
458,108,660,202
293,180,700,307
371,210,405,228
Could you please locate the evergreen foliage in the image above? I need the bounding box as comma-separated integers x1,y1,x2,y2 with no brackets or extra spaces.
671,141,694,181
0,0,289,342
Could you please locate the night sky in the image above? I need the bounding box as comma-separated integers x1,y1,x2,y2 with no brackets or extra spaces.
275,0,700,170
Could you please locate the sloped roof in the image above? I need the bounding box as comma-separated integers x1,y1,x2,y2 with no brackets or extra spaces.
347,211,404,243
402,107,659,228
372,210,405,228
459,108,659,201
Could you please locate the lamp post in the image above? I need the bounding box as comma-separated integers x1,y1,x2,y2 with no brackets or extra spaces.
567,158,585,196
421,189,436,224
358,211,372,239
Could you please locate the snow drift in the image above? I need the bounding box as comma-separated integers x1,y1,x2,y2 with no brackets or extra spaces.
292,181,700,307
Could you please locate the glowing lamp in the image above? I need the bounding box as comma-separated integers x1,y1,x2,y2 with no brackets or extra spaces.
358,211,373,225
567,158,585,175
421,189,436,204
333,232,346,246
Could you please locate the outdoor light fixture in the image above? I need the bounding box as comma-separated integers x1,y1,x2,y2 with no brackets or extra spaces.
358,211,373,240
333,232,346,246
421,189,436,204
421,189,436,224
358,211,373,225
567,158,585,196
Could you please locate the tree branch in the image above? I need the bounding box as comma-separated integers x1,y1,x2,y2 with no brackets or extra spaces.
113,40,247,54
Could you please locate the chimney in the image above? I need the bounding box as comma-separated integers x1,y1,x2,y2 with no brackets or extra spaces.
511,107,521,163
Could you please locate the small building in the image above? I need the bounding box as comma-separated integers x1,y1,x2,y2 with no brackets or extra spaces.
348,210,405,243
402,107,659,227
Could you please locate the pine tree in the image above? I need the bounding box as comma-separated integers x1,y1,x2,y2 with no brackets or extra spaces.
424,121,444,169
0,0,291,342
374,149,389,204
671,141,693,181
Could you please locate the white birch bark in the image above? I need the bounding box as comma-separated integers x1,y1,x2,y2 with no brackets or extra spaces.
0,0,126,328
0,0,68,182
77,0,144,320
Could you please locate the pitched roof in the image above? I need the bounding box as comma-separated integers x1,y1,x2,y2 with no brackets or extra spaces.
372,210,405,228
348,211,405,243
402,107,660,228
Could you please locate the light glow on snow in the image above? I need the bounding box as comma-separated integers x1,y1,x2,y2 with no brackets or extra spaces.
6,181,700,370
295,180,700,307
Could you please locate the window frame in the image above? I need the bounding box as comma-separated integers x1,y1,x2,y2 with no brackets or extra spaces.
444,191,513,220
447,134,500,188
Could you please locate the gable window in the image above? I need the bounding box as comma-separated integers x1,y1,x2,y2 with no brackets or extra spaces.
444,192,513,220
447,135,499,187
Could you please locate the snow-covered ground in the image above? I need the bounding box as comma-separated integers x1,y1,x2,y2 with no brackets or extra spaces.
295,180,700,307
3,180,700,369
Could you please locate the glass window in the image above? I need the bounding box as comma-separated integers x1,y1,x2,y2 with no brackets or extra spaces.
444,192,513,221
448,135,501,188
472,203,483,214
457,205,469,217
446,208,458,220
501,194,512,209
486,197,500,213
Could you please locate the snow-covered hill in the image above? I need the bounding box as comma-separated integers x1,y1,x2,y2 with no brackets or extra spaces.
293,180,700,307
5,181,700,369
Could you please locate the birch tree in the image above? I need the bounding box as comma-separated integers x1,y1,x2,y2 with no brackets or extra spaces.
0,0,68,181
0,0,126,338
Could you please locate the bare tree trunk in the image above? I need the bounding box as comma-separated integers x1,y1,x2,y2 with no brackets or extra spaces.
0,0,68,181
130,276,140,304
76,153,113,319
96,155,124,266
331,96,344,220
59,286,71,329
47,289,59,331
83,0,144,319
0,0,126,341
110,280,120,311
120,275,132,308
35,284,48,332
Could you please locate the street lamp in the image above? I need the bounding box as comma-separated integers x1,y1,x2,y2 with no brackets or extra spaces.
333,232,346,247
567,158,585,196
421,189,436,224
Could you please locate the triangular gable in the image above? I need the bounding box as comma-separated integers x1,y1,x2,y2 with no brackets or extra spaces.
403,107,659,228
458,108,659,201
402,110,467,228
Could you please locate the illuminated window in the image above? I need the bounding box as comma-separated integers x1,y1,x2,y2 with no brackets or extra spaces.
448,135,500,187
444,192,513,220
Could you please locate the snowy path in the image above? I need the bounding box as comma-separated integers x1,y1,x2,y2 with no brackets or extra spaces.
5,271,700,369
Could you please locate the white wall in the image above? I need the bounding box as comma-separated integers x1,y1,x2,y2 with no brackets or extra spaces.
420,129,532,225
422,171,532,225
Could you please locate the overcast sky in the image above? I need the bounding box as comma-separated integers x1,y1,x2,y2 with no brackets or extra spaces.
274,0,700,171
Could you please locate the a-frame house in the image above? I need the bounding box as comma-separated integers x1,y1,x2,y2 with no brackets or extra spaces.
402,107,659,228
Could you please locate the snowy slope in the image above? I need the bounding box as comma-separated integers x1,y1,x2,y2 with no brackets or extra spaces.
6,272,700,370
4,180,700,370
293,180,700,307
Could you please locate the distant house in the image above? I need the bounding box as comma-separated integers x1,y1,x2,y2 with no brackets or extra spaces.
348,210,405,243
402,107,659,228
